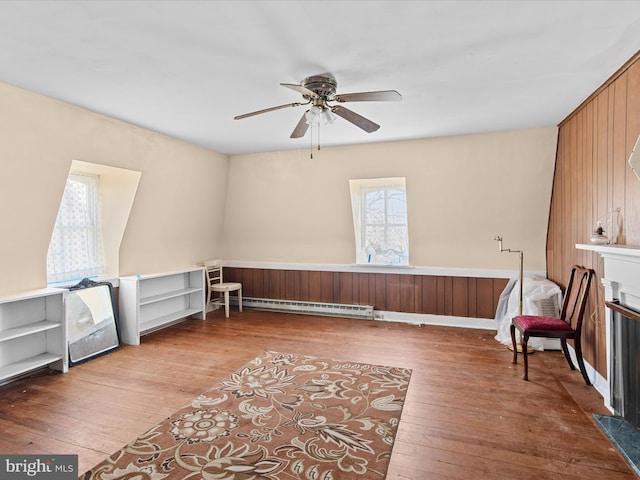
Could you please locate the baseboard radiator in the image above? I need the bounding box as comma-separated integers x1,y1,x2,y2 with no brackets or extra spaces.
241,297,375,320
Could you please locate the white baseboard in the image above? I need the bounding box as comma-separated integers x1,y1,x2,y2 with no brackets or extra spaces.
373,310,497,330
566,344,612,412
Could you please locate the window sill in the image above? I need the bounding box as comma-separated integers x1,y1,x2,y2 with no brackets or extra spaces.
349,264,414,274
354,263,412,268
48,275,120,289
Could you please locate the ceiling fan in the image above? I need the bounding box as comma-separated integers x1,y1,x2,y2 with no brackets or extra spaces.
234,73,402,139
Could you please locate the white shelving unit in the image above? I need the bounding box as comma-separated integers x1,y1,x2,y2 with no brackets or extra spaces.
0,288,67,384
119,267,206,345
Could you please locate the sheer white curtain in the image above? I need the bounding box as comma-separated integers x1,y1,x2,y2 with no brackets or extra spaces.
47,173,105,283
349,177,409,266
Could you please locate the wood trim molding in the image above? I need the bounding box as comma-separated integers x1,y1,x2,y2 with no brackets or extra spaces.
222,260,545,280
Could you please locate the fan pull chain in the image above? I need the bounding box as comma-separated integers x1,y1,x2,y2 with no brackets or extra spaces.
308,125,322,159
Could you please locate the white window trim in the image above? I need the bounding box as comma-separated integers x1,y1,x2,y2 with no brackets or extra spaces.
349,177,409,266
47,172,106,284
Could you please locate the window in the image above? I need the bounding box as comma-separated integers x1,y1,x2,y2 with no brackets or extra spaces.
349,177,409,266
47,173,105,284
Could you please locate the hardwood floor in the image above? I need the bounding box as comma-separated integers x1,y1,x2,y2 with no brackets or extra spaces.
0,309,634,479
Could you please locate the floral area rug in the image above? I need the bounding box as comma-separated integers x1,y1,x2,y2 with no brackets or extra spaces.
81,350,411,480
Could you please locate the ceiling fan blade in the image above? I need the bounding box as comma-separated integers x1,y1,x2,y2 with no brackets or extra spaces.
234,102,303,120
334,90,402,103
290,112,310,138
331,105,380,133
281,83,319,99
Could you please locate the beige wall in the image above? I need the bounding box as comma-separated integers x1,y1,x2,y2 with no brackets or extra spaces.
0,80,558,297
0,82,228,295
224,127,558,272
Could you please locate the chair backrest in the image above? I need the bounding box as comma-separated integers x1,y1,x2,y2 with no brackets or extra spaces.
559,265,594,332
204,259,223,285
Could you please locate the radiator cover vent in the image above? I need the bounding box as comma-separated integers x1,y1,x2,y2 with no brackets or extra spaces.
241,297,374,320
539,297,561,317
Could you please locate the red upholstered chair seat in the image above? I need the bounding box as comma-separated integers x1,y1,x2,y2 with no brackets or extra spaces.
513,315,573,331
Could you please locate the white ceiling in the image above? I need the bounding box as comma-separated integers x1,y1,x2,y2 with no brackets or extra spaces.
2,1,640,155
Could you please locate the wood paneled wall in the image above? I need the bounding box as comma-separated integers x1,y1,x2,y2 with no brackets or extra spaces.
226,267,508,319
547,51,640,376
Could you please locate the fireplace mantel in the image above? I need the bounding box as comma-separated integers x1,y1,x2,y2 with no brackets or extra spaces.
576,243,640,411
577,244,640,310
577,243,640,260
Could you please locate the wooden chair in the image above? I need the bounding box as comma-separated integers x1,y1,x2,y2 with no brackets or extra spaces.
510,265,594,384
204,260,242,318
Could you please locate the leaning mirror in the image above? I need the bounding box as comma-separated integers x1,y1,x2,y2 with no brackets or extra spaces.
67,279,121,365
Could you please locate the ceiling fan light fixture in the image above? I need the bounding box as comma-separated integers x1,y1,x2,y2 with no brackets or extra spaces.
305,105,322,125
305,105,335,126
321,108,335,125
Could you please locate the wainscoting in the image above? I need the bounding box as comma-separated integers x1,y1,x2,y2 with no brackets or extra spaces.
225,266,509,320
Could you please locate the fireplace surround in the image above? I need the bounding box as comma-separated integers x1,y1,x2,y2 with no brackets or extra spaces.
576,244,640,413
607,299,640,429
577,244,640,474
